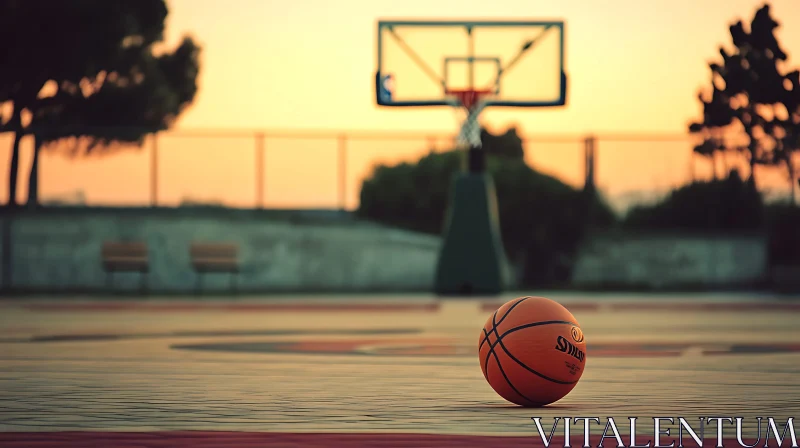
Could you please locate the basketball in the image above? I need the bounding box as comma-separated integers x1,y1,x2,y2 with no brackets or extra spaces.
479,296,587,407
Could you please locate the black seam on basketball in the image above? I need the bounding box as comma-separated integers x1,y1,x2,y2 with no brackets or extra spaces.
499,320,578,341
488,345,544,407
482,311,499,375
482,327,494,376
479,297,528,350
500,297,529,321
487,310,542,405
479,298,526,350
488,320,580,385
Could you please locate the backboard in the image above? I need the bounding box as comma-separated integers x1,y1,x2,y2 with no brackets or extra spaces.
375,20,567,109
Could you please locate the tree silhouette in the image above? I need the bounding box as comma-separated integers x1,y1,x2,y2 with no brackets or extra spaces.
480,126,525,160
0,0,200,207
689,85,736,180
771,67,800,202
689,3,799,198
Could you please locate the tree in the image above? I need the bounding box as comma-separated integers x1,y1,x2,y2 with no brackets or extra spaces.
358,136,616,287
689,3,800,199
0,0,200,207
689,85,736,181
480,126,525,160
624,169,764,231
771,68,800,203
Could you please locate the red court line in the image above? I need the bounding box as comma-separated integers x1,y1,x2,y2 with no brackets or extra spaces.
0,432,772,448
480,302,800,313
19,303,441,313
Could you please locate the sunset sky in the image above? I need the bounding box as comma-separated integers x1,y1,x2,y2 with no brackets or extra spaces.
2,0,800,208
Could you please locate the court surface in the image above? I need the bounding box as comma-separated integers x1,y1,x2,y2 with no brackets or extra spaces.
1,292,799,447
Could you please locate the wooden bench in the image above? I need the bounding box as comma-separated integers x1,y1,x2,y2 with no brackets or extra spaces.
101,241,149,292
190,242,240,293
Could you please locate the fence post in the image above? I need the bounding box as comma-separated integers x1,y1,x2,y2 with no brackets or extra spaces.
338,134,347,211
150,133,159,207
583,135,596,192
255,133,265,209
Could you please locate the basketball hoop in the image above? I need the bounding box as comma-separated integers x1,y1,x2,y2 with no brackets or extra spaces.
447,89,493,148
446,88,494,111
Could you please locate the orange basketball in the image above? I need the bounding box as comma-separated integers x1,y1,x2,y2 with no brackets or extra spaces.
478,296,586,407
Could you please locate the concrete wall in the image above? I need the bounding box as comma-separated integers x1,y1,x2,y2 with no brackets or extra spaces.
0,210,771,293
1,211,440,293
571,232,768,289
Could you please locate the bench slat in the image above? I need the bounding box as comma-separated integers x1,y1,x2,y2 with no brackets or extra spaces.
190,242,239,273
102,242,149,273
191,245,237,255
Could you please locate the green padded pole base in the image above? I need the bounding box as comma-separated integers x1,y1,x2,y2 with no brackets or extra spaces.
434,172,511,296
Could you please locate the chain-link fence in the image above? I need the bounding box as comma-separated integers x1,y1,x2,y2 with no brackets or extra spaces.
0,129,797,211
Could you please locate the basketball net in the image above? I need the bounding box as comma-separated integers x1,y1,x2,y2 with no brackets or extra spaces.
448,89,491,148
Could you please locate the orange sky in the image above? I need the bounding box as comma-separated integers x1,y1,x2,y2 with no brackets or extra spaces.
2,0,800,208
